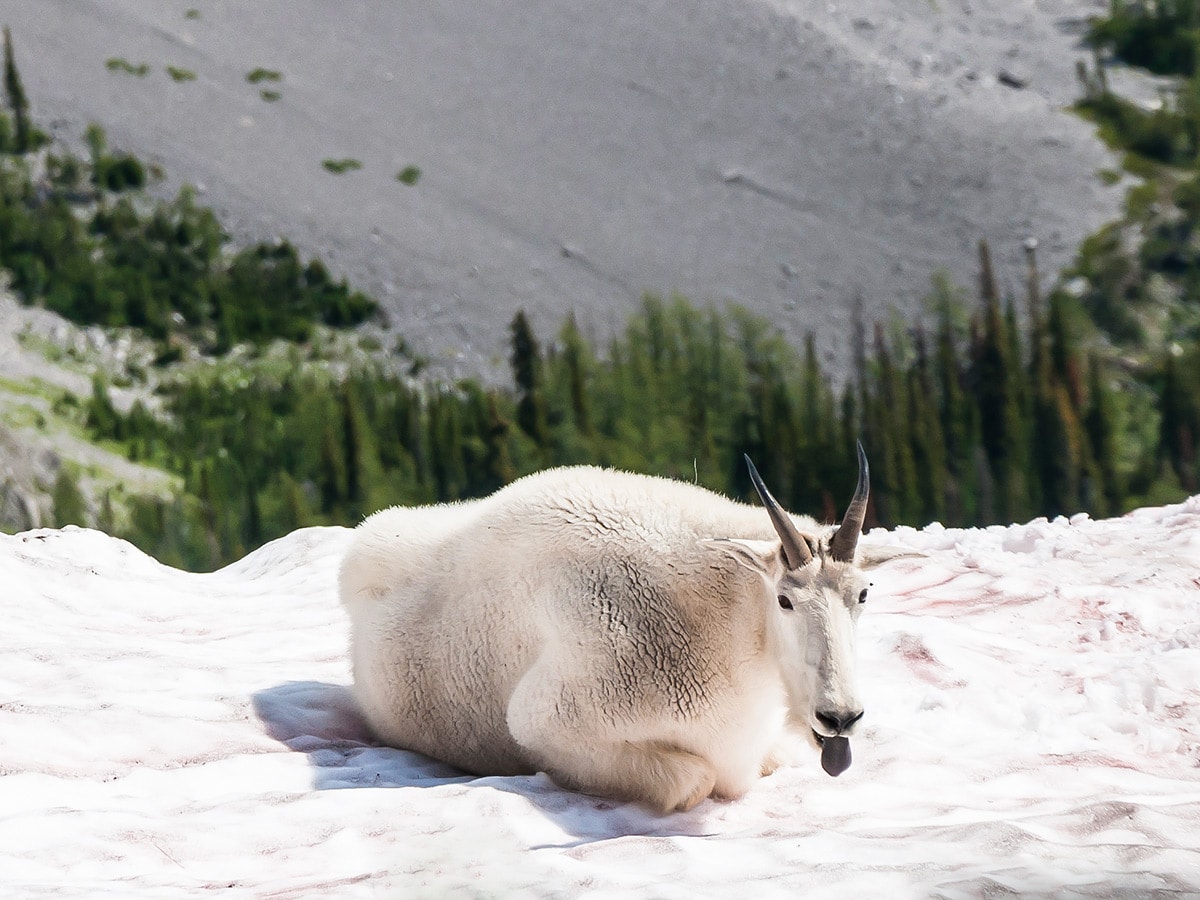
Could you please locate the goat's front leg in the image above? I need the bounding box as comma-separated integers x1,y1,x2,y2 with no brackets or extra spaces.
506,662,717,813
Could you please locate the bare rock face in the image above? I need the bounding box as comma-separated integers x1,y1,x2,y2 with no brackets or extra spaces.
0,427,56,532
0,478,40,532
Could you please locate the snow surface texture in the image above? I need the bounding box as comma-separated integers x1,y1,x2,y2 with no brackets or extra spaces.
9,0,1126,380
3,499,1200,896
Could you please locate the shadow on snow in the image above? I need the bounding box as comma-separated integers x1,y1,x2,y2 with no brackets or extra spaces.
251,680,721,841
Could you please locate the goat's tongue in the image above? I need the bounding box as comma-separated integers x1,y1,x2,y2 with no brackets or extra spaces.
820,736,851,777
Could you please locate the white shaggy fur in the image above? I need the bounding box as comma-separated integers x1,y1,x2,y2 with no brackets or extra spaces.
340,465,877,812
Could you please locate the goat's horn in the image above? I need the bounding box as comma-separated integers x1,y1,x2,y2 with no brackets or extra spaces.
830,441,869,562
744,455,813,569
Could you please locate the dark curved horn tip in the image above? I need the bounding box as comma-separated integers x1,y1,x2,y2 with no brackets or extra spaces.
744,454,813,569
830,441,869,562
855,440,869,488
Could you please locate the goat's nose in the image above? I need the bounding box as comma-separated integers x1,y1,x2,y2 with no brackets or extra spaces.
815,709,864,734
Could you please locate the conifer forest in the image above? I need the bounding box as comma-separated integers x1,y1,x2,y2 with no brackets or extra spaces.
1,5,1199,570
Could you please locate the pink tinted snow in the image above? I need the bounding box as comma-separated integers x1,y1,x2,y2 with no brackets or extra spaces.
1,498,1199,896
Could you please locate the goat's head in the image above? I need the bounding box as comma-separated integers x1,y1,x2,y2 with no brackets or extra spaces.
713,445,872,777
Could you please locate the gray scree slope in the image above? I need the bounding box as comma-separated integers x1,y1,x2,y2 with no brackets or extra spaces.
8,0,1122,378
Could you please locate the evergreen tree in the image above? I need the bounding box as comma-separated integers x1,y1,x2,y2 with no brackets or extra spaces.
1032,374,1084,517
909,330,949,523
319,421,348,512
932,292,977,522
97,489,116,535
1023,237,1042,320
86,376,121,439
51,466,88,527
866,324,918,524
196,462,222,567
972,267,1025,521
2,27,30,152
510,310,549,446
1047,292,1084,411
1159,351,1199,493
558,313,593,437
340,381,385,518
473,391,519,494
428,392,468,499
279,472,312,531
978,238,1000,309
244,479,263,550
681,309,718,476
798,334,832,497
84,123,108,187
1084,354,1121,514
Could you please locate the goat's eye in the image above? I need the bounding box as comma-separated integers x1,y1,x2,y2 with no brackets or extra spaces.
858,588,869,604
778,595,794,611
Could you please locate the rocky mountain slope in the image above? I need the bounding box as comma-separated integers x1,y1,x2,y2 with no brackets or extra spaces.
7,0,1129,378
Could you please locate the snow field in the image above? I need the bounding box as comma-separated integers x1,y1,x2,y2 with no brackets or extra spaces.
2,497,1199,896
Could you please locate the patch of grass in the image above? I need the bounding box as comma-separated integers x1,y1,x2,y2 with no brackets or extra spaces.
322,158,362,174
185,8,201,19
0,374,82,410
246,68,283,84
259,89,282,102
105,57,150,77
0,401,50,433
395,165,421,186
1098,168,1123,186
166,66,197,83
0,375,33,396
17,331,79,370
0,375,67,403
1126,180,1162,218
1121,150,1165,181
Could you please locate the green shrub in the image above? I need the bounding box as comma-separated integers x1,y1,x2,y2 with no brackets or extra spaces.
105,57,150,77
322,158,362,174
97,154,147,192
246,68,282,84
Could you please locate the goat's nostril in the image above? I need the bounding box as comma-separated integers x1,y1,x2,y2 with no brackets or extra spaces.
815,710,839,732
816,709,864,734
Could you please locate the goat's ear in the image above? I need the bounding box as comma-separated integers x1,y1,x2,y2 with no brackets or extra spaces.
857,543,926,569
701,538,786,579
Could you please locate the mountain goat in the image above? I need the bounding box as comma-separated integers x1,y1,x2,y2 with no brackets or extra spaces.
339,447,877,813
